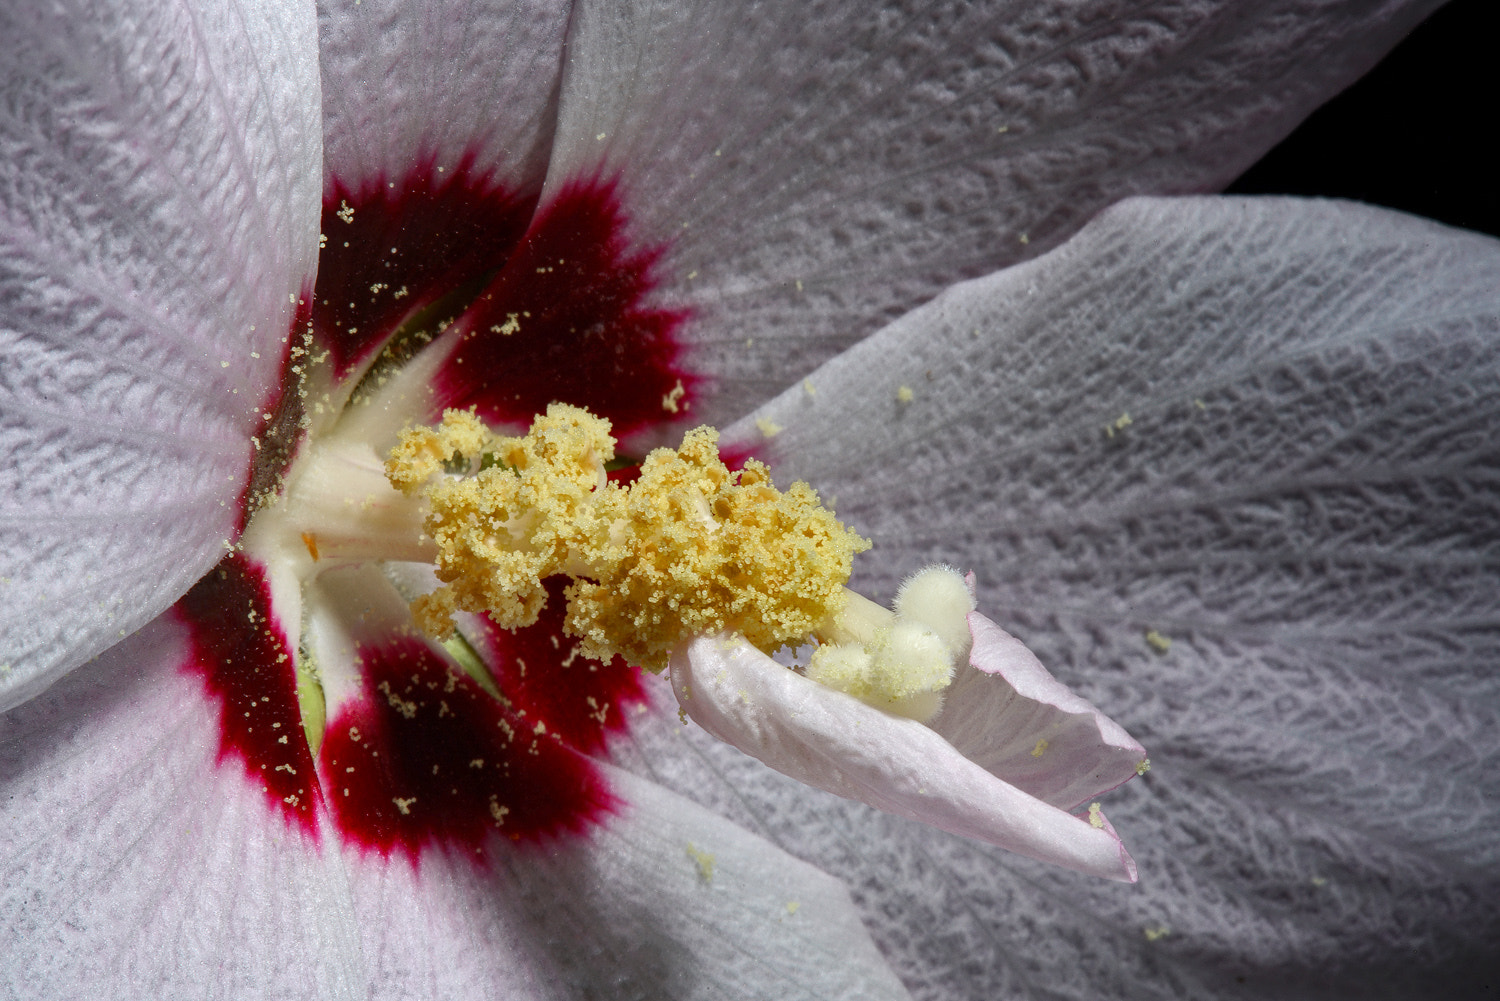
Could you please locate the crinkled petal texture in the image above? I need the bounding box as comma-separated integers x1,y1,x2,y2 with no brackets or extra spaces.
0,623,364,1000
0,0,322,710
1,624,912,999
626,198,1500,998
551,0,1440,424
671,631,1139,882
344,762,912,1001
318,0,569,193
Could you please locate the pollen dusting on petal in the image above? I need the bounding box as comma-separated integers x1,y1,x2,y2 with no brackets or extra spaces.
686,842,716,882
754,416,783,438
390,403,868,673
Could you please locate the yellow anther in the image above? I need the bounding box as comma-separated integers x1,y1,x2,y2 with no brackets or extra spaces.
386,407,490,492
388,403,868,673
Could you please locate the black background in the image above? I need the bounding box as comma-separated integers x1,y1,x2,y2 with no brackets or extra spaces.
1228,0,1497,238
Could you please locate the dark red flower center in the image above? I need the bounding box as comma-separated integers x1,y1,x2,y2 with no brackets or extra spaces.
176,159,691,861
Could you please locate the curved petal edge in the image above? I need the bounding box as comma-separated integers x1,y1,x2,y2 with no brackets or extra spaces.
670,635,1137,882
932,612,1147,812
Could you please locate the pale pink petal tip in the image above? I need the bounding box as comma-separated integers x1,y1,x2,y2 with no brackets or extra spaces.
932,612,1146,812
1087,803,1139,884
671,635,1139,882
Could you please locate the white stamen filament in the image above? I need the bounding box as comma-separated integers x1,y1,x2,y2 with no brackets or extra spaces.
242,435,438,576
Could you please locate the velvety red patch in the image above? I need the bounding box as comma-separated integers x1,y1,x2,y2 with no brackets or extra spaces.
716,442,760,474
319,637,616,860
469,578,648,757
315,157,536,379
175,553,319,834
434,176,697,443
191,160,702,859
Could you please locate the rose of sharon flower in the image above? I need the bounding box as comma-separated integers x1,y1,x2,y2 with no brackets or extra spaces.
4,0,1498,999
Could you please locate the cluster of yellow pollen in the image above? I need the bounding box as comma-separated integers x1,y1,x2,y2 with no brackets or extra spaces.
385,403,869,673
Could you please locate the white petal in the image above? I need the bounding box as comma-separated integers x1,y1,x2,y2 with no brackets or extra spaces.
304,564,909,997
672,635,1137,882
0,619,363,999
2,602,909,997
0,0,322,709
711,196,1500,995
932,611,1144,811
346,762,912,1000
550,0,1439,424
318,0,571,192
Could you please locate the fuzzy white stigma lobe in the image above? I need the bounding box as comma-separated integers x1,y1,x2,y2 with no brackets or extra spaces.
807,565,975,722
